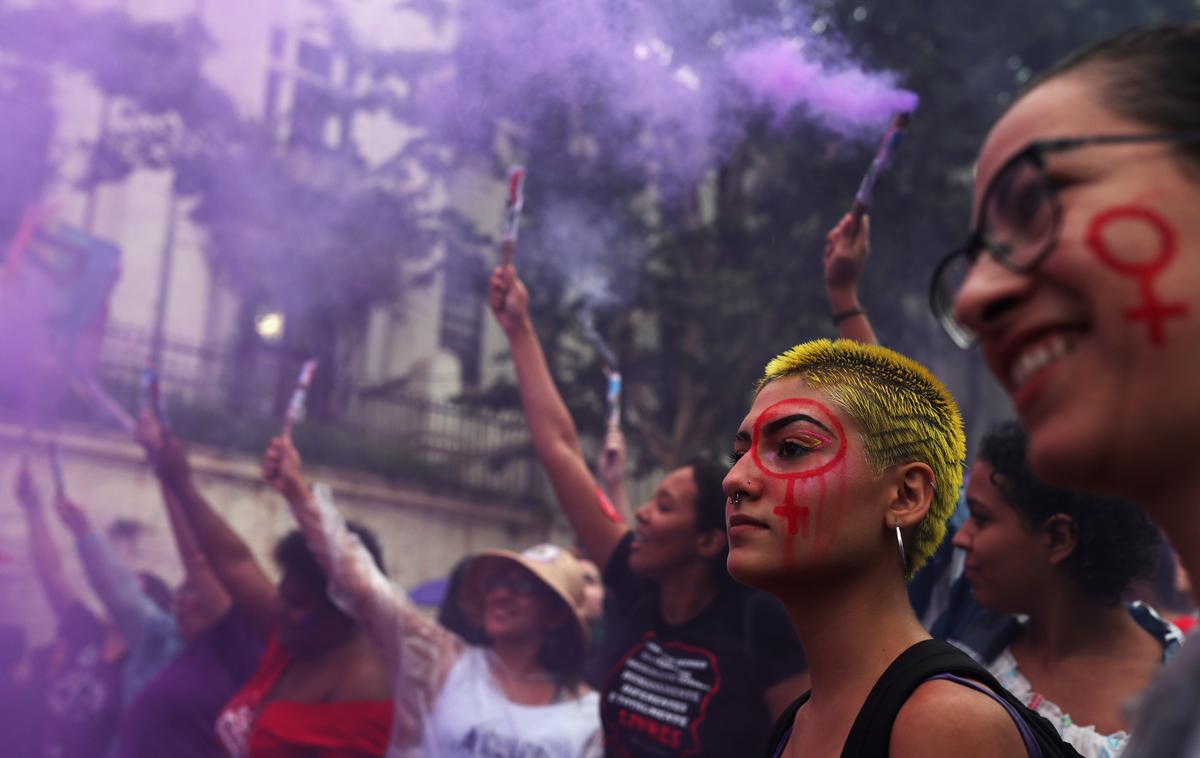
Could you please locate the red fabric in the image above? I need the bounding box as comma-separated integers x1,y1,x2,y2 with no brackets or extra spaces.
217,635,392,757
1173,614,1197,636
251,700,393,757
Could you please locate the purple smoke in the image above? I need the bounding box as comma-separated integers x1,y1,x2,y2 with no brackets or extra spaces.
729,39,919,136
419,1,919,192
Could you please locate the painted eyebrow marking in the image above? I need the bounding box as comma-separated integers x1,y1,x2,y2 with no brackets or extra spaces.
763,413,835,438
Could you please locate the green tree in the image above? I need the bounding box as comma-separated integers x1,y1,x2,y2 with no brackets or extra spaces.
445,0,1200,470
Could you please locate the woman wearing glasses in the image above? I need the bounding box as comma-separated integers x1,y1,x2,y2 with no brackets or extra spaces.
261,437,603,758
828,214,1172,756
930,24,1200,758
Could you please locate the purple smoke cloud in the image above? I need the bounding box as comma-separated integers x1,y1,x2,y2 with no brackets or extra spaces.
729,38,919,136
418,1,919,192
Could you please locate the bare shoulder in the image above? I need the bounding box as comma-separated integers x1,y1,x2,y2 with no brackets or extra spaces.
889,678,1029,758
331,638,393,700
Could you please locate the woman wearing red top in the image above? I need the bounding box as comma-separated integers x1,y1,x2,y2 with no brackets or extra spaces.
143,419,393,756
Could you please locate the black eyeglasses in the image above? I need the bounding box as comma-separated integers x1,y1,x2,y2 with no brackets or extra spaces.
930,131,1200,349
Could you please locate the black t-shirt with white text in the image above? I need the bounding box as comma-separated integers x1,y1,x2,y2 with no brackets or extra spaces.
25,603,124,758
600,533,807,757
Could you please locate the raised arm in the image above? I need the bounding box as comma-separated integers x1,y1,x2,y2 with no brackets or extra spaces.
597,426,633,525
135,415,232,630
15,465,76,621
488,264,628,570
160,484,231,624
144,428,276,640
823,213,879,346
55,495,175,646
263,436,460,728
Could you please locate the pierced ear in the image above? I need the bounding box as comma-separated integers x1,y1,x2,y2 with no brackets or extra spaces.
886,462,935,529
696,528,727,560
1042,514,1078,567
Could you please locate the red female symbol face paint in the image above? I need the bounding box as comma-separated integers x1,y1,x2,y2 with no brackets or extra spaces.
1086,205,1189,346
749,398,848,565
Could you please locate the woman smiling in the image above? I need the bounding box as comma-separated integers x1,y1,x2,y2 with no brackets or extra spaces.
489,264,809,756
262,437,602,758
933,24,1200,757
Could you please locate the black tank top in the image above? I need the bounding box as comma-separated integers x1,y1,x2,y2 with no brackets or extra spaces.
764,639,1082,757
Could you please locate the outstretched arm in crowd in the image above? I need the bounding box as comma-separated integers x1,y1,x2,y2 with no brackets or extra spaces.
15,464,76,621
823,213,879,346
489,264,627,571
263,436,461,728
139,425,276,640
161,485,231,622
54,495,176,654
138,413,231,629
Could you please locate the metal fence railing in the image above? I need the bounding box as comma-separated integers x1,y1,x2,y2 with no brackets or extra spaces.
1,323,554,510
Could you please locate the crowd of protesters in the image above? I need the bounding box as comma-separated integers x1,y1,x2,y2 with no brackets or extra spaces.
3,21,1200,758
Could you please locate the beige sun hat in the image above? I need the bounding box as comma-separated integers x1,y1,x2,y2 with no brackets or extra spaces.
457,543,589,662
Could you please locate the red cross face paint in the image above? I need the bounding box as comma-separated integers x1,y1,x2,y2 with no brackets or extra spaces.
726,383,870,580
1086,205,1189,347
749,399,847,562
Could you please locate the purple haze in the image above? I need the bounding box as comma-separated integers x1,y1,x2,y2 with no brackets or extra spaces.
729,39,919,136
420,1,919,192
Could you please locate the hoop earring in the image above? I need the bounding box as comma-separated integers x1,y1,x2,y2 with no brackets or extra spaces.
895,519,908,578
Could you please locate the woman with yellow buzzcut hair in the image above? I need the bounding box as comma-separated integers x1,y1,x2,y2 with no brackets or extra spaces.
723,339,1080,757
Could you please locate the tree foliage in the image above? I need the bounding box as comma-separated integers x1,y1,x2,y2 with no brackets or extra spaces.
437,0,1199,470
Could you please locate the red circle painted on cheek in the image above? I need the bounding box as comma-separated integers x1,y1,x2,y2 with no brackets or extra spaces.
749,398,847,480
1085,205,1176,277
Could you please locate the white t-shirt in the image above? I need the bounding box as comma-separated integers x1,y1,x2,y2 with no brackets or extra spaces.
423,647,602,758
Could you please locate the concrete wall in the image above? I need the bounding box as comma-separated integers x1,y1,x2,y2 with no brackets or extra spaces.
0,421,571,646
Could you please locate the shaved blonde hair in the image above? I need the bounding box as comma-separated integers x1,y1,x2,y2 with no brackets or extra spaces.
759,339,965,575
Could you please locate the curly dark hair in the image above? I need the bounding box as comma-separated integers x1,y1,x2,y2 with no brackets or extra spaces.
979,422,1162,605
274,521,386,609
